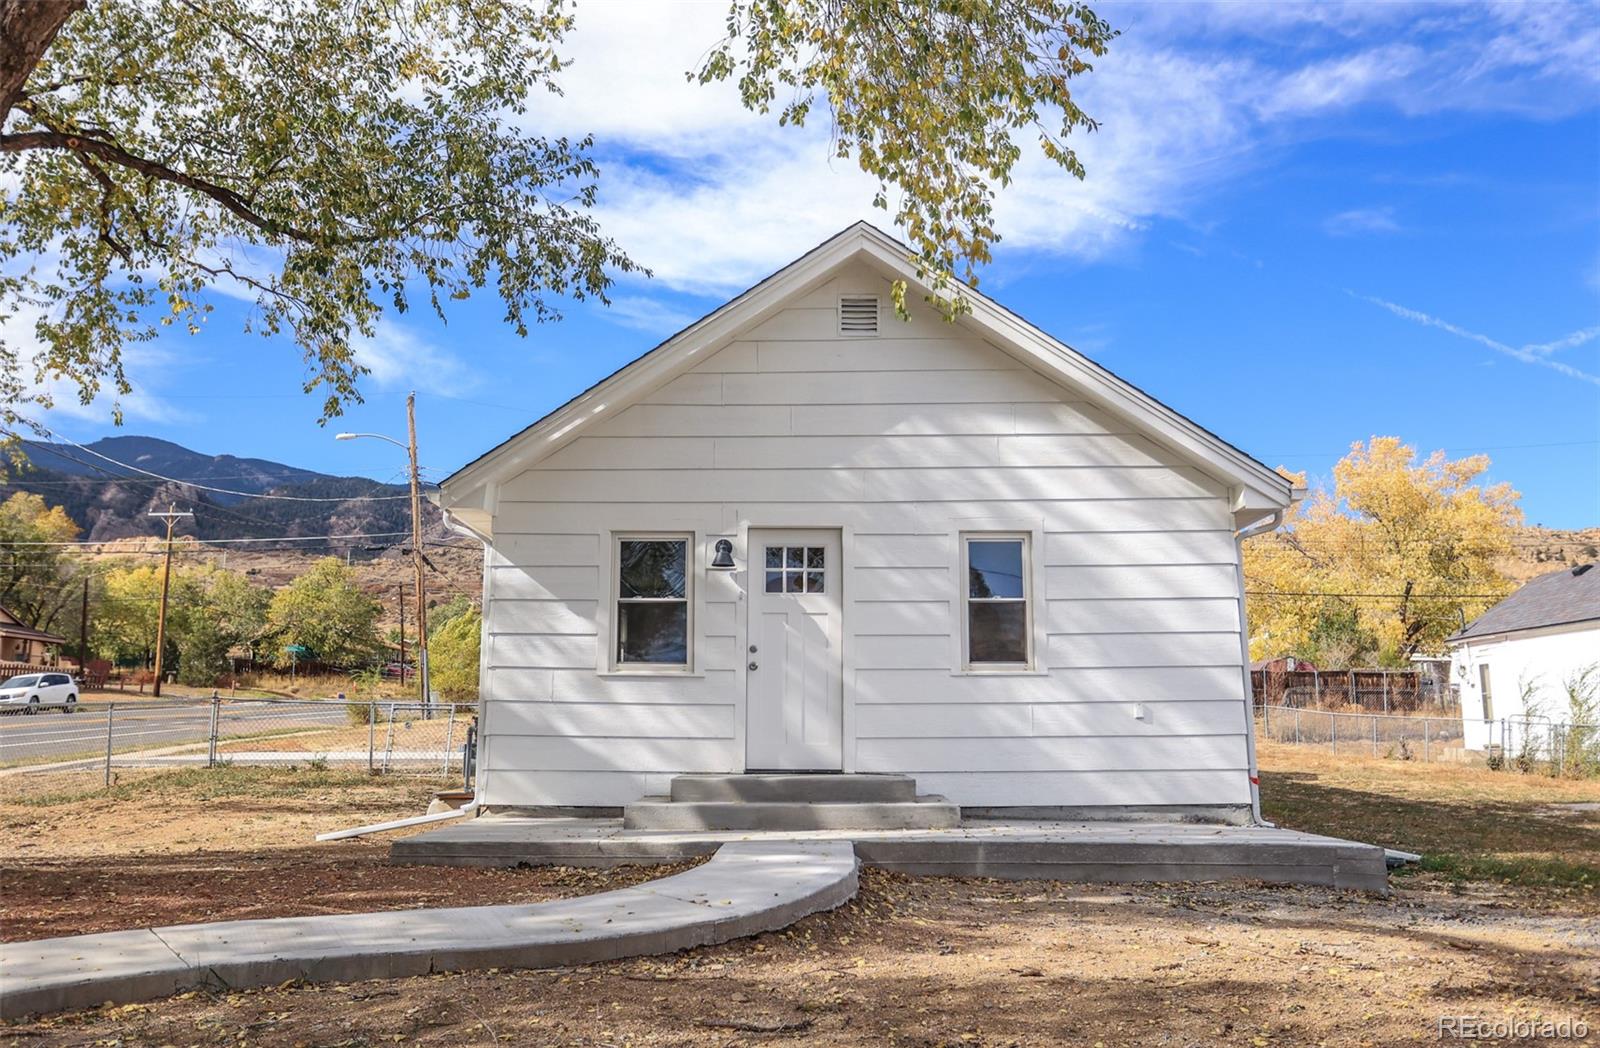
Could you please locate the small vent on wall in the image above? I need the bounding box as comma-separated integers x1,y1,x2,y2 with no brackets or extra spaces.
838,295,880,336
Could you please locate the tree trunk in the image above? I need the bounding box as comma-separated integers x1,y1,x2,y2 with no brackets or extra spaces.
0,0,83,127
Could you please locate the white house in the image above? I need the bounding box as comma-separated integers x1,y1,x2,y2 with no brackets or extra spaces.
1448,563,1600,752
435,223,1296,824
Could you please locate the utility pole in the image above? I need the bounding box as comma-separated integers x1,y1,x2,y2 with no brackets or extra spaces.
148,503,193,698
78,577,89,673
334,395,429,709
397,583,407,687
406,392,429,711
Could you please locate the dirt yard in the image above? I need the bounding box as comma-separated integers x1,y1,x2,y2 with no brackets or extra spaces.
0,768,699,940
2,754,1597,1046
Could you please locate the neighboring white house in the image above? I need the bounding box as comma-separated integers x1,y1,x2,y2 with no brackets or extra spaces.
1448,562,1600,752
435,223,1296,822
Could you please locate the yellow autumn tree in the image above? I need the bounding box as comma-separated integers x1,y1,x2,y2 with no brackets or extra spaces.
1244,438,1521,666
0,491,83,632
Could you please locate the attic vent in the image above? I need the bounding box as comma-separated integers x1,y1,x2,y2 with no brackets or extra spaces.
838,295,880,336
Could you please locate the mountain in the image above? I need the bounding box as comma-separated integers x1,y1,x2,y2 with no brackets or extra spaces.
4,436,442,545
19,436,332,504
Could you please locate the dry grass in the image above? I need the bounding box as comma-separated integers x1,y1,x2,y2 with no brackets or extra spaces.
1258,738,1600,896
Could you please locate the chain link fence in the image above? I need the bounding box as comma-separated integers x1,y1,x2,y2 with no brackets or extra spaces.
0,697,477,785
1257,704,1599,775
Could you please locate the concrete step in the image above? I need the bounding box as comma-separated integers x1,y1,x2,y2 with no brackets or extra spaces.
624,796,961,832
669,773,917,804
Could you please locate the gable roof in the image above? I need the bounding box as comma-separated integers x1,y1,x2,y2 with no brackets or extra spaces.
1448,564,1600,643
0,604,66,645
438,222,1294,529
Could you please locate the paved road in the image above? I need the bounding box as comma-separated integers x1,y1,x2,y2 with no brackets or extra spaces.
0,701,351,767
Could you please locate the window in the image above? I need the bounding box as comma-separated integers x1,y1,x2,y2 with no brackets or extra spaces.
765,544,825,594
1479,664,1494,721
963,535,1030,667
614,536,691,667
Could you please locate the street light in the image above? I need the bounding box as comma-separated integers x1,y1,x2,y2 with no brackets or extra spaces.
336,392,430,711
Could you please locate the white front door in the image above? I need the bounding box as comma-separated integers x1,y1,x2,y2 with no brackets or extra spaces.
746,529,843,770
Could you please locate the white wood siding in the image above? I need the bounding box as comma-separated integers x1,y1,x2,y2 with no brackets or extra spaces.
478,265,1253,809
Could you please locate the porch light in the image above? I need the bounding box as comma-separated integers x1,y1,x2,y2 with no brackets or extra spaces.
710,539,736,570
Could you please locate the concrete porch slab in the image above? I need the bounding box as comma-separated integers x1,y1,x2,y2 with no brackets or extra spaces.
392,817,1390,893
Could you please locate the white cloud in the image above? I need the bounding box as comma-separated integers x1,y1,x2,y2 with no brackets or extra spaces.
1361,294,1600,386
1323,206,1404,237
601,295,705,335
1522,326,1600,358
515,0,1600,296
351,319,481,392
1255,45,1426,119
3,291,190,429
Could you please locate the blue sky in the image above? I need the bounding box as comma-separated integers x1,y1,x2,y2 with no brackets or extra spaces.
27,1,1600,527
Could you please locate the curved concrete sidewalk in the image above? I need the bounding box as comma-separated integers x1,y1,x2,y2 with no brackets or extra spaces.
0,841,857,1019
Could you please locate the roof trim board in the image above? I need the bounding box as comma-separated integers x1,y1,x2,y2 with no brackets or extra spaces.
439,222,1294,514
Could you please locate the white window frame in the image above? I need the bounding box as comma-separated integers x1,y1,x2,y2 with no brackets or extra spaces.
960,532,1034,672
610,532,694,673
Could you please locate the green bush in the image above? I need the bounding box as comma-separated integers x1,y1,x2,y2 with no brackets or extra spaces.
344,668,385,725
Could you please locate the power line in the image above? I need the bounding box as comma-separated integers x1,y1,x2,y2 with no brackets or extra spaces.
1246,590,1507,599
26,431,414,502
1,531,413,548
1262,438,1599,458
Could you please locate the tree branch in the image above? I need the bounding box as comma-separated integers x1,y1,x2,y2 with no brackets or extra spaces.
0,128,321,243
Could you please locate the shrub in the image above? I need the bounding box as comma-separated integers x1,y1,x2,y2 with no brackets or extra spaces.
1560,664,1600,779
344,668,386,726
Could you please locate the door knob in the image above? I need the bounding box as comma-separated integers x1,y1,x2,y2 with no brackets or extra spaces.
748,661,759,671
749,645,758,653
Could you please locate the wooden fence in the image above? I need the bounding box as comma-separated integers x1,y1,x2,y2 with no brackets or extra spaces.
1,661,112,689
1251,668,1456,712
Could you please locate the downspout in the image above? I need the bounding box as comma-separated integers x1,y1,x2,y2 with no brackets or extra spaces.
1233,508,1284,827
316,798,479,841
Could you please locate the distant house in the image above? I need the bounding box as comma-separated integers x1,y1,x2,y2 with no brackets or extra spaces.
1448,563,1600,750
0,605,66,665
435,222,1297,824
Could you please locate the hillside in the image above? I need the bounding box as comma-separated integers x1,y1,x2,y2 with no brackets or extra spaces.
5,436,442,544
1501,526,1600,584
4,436,472,633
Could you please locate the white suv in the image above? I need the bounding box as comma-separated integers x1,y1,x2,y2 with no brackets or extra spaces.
0,673,79,714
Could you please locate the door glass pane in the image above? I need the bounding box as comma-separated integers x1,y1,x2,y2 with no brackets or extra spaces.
765,547,783,569
969,602,1027,663
804,571,824,593
617,602,688,663
968,540,1025,599
619,540,686,598
784,570,803,593
786,546,804,568
806,547,825,569
766,571,784,593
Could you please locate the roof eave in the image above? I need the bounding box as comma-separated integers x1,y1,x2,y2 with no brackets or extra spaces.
1447,615,1600,645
